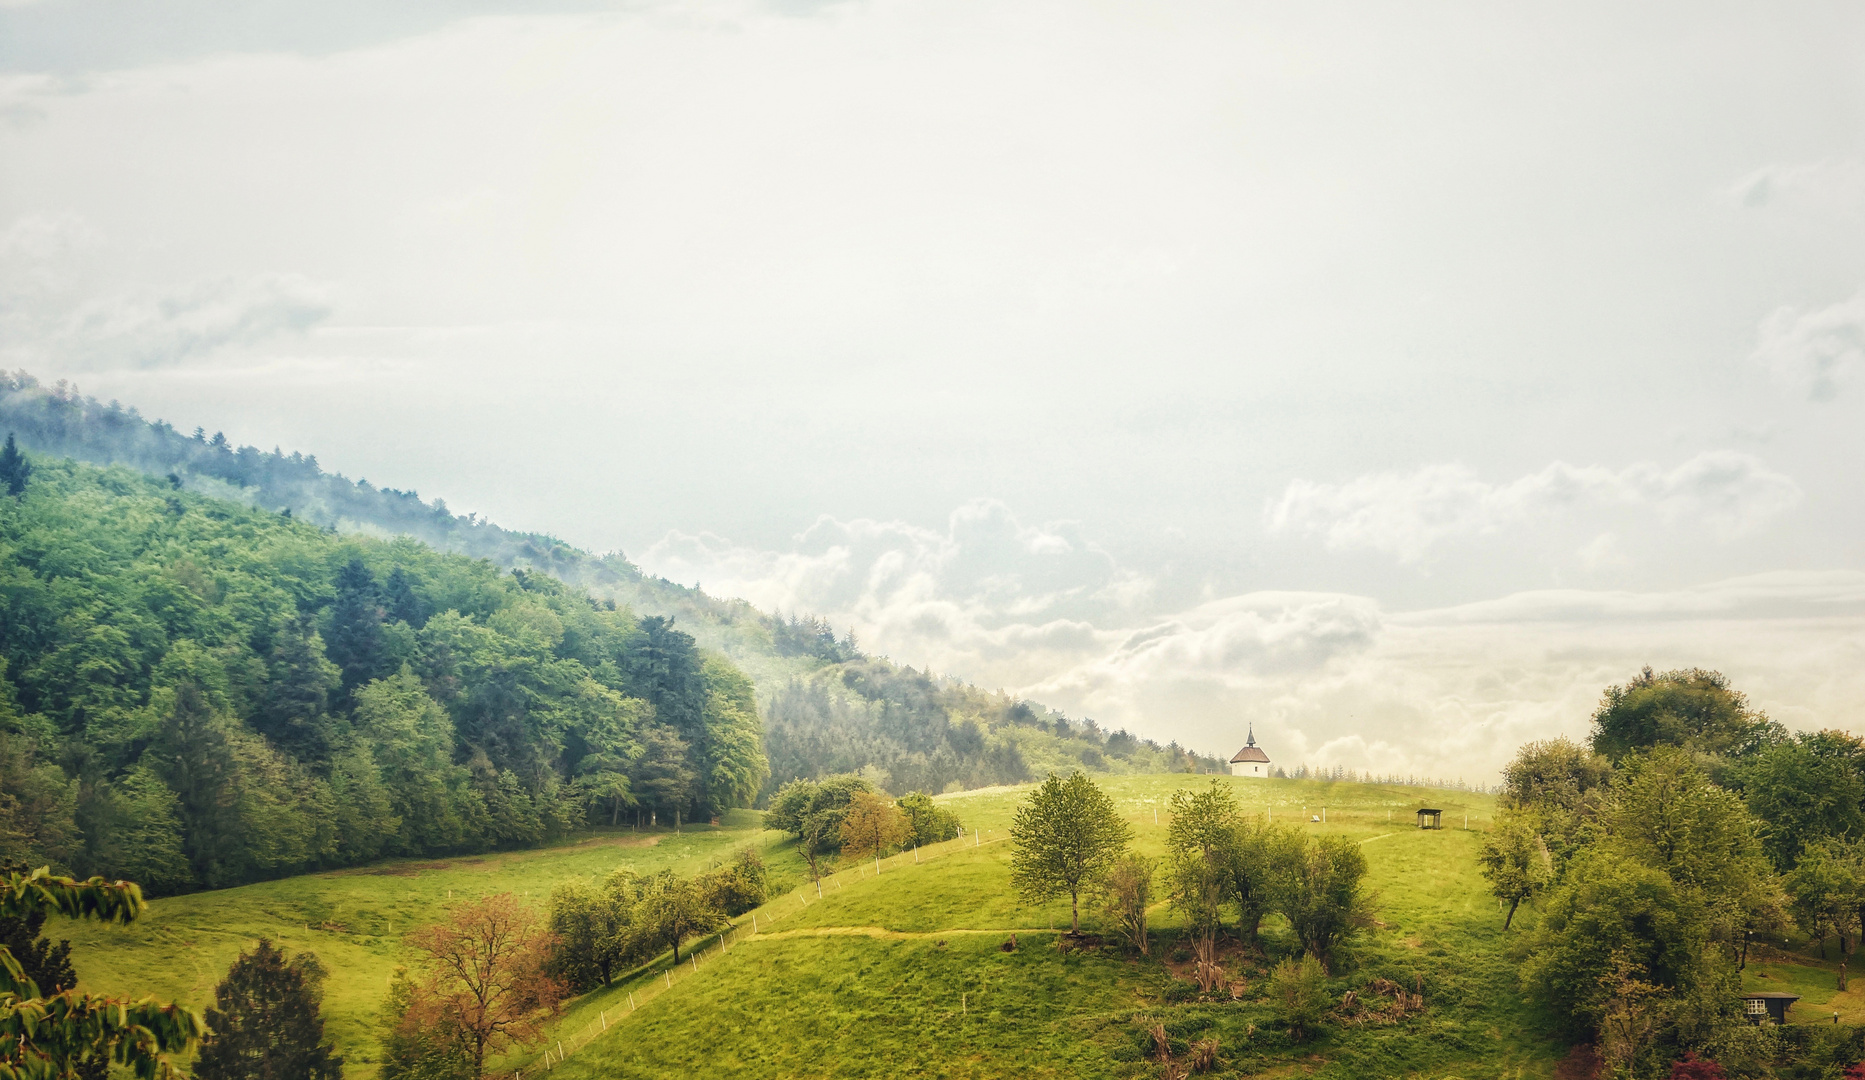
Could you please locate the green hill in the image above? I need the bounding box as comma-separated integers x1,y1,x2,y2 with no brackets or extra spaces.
0,372,1227,806
63,774,1545,1079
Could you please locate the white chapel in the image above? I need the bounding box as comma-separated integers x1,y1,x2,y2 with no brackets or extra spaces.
1230,724,1271,778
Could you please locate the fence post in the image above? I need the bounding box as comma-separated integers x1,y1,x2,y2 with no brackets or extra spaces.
629,992,636,1010
753,913,759,933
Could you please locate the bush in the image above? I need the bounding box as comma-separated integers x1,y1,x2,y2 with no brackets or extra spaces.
700,848,768,916
897,792,961,846
1269,956,1332,1042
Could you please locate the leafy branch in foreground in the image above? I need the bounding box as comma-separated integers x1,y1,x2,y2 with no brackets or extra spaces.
0,868,204,1080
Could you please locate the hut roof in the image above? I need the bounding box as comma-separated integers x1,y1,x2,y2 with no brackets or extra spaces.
1231,746,1270,764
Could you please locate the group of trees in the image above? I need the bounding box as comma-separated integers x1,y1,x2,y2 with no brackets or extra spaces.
1008,773,1372,977
548,848,767,990
764,774,962,887
1156,780,1370,973
0,455,767,893
1483,666,1865,1076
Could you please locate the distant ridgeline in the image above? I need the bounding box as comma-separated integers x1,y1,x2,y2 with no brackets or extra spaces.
0,373,1223,841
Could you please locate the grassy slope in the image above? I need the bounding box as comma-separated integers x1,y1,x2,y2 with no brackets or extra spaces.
60,810,797,1071
63,774,1538,1079
539,775,1550,1080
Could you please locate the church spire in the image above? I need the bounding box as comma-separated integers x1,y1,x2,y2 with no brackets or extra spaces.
1246,722,1256,748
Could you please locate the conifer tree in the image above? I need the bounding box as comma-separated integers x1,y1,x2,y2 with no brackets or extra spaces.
195,938,343,1080
327,558,390,702
0,432,29,497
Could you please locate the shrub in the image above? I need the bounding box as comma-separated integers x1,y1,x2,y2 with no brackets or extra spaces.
1269,955,1331,1042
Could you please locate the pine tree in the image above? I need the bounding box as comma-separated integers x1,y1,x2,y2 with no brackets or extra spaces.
326,558,390,702
195,939,343,1080
0,433,30,497
259,613,340,764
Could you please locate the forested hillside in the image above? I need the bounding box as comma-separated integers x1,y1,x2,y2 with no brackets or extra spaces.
0,455,766,893
0,372,1224,805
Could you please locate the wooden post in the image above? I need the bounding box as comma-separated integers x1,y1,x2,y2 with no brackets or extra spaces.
629,992,636,1010
753,913,759,933
915,844,920,863
665,970,671,988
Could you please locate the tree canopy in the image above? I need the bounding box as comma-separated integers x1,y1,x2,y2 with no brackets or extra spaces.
0,458,767,891
1009,772,1132,934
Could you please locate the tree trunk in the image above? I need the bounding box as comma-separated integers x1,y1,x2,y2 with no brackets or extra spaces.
1841,934,1851,992
1504,896,1521,931
1740,929,1751,970
1071,888,1080,933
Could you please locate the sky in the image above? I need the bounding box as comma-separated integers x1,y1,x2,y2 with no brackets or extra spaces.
3,0,1864,779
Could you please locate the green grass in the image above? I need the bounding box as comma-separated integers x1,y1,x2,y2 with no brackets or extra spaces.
63,776,1557,1079
61,810,791,1075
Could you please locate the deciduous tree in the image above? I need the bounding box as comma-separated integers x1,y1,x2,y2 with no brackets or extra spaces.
1477,819,1552,930
838,789,909,863
1010,772,1132,934
402,894,563,1077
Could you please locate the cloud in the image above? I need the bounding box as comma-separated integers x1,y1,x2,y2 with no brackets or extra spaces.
1727,160,1865,216
1265,453,1801,562
1752,288,1865,401
0,240,334,371
646,502,1865,782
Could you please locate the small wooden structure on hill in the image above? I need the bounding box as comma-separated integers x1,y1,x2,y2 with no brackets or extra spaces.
1742,992,1798,1025
1416,808,1443,830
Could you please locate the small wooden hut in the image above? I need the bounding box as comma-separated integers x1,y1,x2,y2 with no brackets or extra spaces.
1415,808,1443,830
1742,992,1799,1025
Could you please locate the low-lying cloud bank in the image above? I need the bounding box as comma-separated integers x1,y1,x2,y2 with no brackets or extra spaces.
642,502,1865,783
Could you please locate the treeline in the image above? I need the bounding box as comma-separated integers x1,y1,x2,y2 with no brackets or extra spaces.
1485,667,1865,1077
762,661,1225,801
0,372,634,587
1275,763,1495,794
0,456,766,893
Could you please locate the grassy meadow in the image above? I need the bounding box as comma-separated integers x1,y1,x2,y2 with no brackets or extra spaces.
62,774,1575,1079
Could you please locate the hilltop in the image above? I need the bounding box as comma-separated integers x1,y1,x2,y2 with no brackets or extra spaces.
0,371,1225,805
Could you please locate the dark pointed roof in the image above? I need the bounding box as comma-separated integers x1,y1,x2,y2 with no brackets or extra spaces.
1231,723,1269,763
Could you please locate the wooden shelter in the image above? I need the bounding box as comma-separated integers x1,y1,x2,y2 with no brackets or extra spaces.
1742,992,1799,1025
1415,808,1443,830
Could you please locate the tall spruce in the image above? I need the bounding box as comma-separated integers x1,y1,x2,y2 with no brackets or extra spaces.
0,433,28,496
326,558,390,702
195,939,343,1080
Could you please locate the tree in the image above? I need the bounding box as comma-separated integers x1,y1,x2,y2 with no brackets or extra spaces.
633,870,728,964
0,434,28,497
1786,840,1858,987
0,867,205,1077
1165,780,1239,946
1009,772,1132,934
1500,737,1612,862
1738,731,1865,870
402,894,563,1077
1594,747,1774,947
1520,850,1720,1037
257,614,340,765
195,939,343,1080
697,849,767,916
380,968,474,1080
326,558,390,704
1589,667,1775,764
547,871,640,991
896,792,960,847
766,774,873,890
1477,819,1552,930
1095,852,1153,955
1272,834,1372,972
838,789,909,863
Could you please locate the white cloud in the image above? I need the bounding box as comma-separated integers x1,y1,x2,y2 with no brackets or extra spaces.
1265,453,1801,562
1752,288,1865,401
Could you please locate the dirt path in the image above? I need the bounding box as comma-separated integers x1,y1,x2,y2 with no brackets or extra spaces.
743,925,1059,942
